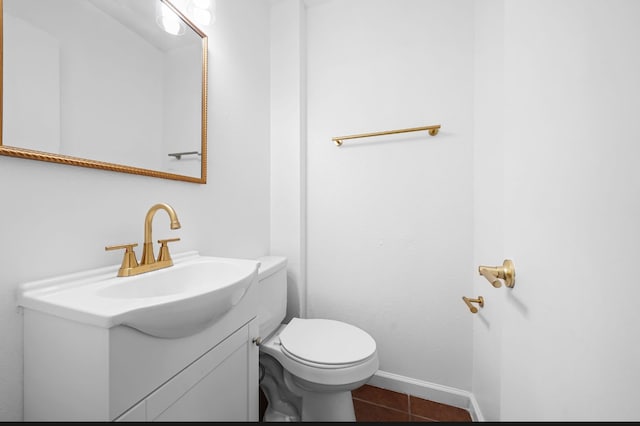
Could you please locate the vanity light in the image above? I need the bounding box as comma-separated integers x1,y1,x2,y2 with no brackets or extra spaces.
156,1,185,35
192,0,211,8
188,0,215,26
190,7,211,25
157,0,215,35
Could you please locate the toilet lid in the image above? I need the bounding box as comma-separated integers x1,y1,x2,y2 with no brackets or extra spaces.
279,318,376,366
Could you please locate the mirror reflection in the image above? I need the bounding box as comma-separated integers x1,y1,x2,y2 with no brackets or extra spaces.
1,0,208,183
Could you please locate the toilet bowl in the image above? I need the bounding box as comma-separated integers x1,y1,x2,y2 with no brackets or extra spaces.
256,256,379,422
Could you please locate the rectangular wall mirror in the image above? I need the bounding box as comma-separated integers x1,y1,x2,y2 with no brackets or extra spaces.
0,0,208,183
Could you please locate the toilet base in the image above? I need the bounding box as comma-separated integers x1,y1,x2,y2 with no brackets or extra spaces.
299,390,356,422
260,353,358,422
262,387,356,422
260,355,301,421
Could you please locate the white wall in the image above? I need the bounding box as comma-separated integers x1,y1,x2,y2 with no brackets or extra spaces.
270,0,307,321
472,0,504,420
0,0,271,420
305,0,475,391
473,0,640,420
59,3,163,169
163,44,203,178
5,0,164,170
3,14,60,153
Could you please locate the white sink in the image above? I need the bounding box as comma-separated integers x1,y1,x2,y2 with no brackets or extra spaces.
17,252,259,338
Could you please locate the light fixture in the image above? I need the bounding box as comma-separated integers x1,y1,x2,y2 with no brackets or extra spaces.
156,0,215,35
156,1,185,36
192,0,211,8
188,0,215,26
191,7,212,25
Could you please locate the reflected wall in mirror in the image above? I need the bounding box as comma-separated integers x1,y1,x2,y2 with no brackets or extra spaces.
0,0,208,183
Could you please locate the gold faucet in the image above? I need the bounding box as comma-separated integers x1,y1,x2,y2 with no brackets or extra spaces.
141,203,181,265
106,203,181,277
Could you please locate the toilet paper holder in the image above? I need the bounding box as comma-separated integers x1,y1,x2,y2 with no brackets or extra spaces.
478,259,516,288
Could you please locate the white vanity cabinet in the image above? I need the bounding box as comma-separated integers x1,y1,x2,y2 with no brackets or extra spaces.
22,276,260,422
116,319,258,422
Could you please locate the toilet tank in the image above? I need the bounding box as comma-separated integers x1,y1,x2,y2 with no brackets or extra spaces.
256,256,287,340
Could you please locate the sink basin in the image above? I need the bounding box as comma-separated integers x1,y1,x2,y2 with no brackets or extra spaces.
17,252,259,338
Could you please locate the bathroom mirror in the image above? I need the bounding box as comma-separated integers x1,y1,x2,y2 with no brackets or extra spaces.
0,0,208,183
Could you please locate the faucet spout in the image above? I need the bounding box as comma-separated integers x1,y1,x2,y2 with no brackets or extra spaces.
141,203,181,265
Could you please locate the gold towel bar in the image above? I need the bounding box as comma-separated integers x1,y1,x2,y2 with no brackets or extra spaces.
332,125,441,146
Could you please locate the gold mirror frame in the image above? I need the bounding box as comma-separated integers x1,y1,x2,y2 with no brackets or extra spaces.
0,0,208,184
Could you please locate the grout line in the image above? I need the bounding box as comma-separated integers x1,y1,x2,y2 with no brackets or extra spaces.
354,387,414,415
352,397,409,415
353,391,439,422
353,386,473,422
412,413,439,422
352,397,440,423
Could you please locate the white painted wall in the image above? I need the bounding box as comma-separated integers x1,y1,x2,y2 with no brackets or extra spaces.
0,0,271,420
163,44,203,178
473,0,640,420
59,3,163,170
305,0,474,391
3,14,60,153
472,0,504,420
270,0,307,321
5,0,164,170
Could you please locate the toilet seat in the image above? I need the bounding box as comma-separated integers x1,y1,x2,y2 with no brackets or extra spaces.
279,318,376,367
280,345,376,370
260,319,379,387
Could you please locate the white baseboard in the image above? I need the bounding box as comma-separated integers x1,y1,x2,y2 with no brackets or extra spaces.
366,370,484,422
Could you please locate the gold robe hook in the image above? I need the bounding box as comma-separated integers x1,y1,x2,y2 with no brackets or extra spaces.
462,296,484,314
478,259,516,288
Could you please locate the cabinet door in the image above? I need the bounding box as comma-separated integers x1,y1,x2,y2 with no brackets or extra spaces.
146,319,258,421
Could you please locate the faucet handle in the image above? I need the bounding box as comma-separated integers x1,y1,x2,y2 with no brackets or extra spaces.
157,238,180,263
105,243,139,277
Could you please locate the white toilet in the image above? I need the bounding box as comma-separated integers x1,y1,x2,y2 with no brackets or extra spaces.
256,256,379,422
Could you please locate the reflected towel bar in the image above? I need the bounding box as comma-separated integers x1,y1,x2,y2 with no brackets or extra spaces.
332,124,441,146
168,151,202,160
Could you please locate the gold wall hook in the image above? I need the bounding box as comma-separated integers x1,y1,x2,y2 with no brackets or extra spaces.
462,296,484,314
478,259,516,288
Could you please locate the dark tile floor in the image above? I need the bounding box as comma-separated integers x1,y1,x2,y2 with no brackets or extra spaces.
259,384,473,422
352,384,473,422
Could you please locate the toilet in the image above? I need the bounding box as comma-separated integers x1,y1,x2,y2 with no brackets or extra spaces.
256,256,379,422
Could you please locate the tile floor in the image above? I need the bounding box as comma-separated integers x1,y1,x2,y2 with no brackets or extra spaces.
259,384,473,422
352,384,472,422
